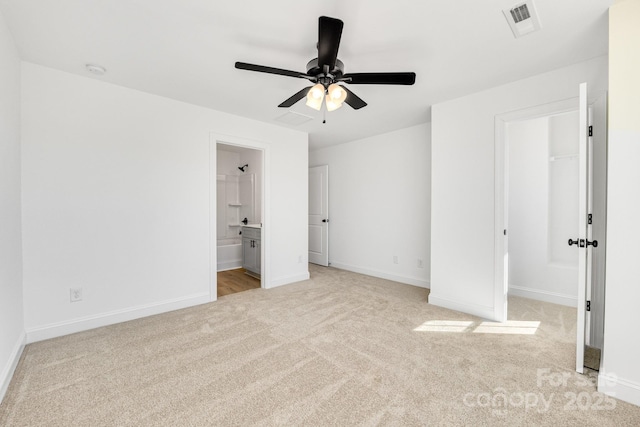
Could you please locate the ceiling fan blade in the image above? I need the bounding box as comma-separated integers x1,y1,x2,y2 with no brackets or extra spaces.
278,86,313,108
342,72,416,85
317,16,343,70
342,86,367,110
235,62,308,79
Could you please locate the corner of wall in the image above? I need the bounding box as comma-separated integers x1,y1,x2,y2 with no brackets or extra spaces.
0,6,26,406
0,331,26,405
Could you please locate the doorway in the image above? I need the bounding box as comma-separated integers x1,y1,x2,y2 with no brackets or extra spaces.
210,134,269,301
507,111,581,308
309,165,329,266
495,92,607,372
216,143,263,297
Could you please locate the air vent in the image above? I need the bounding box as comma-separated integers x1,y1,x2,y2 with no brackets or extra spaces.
510,4,531,23
503,0,541,38
274,111,314,126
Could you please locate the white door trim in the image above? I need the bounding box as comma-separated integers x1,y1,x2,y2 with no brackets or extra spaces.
209,133,271,301
309,165,329,266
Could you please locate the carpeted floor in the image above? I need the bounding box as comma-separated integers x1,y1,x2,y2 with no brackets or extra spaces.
1,265,639,426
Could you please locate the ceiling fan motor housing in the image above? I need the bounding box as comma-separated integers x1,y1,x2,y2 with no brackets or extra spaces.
306,58,344,85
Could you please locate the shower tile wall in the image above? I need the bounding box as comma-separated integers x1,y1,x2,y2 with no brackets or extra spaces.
217,150,241,240
217,147,261,241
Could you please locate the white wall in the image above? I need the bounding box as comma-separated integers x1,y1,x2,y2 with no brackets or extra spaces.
508,112,579,307
309,123,430,288
21,62,308,342
430,55,608,320
599,0,640,407
0,9,24,402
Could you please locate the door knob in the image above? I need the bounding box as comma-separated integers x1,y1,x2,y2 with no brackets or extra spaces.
322,219,329,223
568,238,595,248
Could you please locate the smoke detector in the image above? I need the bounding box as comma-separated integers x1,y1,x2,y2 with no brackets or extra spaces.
503,1,541,38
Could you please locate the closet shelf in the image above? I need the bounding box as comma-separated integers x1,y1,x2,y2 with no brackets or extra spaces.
228,203,242,207
228,224,242,227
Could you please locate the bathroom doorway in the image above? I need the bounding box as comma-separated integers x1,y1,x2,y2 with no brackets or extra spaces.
211,138,266,299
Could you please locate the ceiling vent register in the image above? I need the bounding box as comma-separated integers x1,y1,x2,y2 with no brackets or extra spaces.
503,1,542,38
510,4,531,23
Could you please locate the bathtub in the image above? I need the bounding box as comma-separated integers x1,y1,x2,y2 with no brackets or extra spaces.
217,238,243,271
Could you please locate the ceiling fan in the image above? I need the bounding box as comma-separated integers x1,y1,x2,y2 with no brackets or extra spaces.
235,16,416,112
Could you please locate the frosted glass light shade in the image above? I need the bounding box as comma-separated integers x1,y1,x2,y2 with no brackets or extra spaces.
306,84,325,110
325,95,343,112
327,84,347,104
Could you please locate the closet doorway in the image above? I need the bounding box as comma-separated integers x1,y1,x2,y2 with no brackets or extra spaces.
495,92,607,372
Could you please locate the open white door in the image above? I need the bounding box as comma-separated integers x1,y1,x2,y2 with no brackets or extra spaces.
575,82,591,374
309,165,329,266
588,93,608,351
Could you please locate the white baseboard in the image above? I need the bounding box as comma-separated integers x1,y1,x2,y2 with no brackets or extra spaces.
428,293,496,320
26,292,210,344
1,331,25,405
268,272,310,288
217,260,242,271
598,372,640,407
509,285,577,307
329,262,430,289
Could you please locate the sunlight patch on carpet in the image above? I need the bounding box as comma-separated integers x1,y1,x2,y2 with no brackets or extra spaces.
413,320,540,335
473,320,540,335
413,320,475,333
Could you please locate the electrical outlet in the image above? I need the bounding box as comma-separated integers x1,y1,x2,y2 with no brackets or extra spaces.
417,259,424,268
70,287,82,302
393,255,399,264
298,255,303,263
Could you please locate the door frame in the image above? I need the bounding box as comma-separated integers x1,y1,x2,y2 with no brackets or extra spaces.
209,133,270,301
495,92,607,365
494,97,579,322
308,165,329,266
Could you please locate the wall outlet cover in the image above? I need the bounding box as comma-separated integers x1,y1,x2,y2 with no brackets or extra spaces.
70,287,83,302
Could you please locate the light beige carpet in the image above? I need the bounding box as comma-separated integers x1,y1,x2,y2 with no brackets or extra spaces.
2,265,640,426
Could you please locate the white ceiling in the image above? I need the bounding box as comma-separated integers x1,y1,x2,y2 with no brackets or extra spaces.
0,0,612,150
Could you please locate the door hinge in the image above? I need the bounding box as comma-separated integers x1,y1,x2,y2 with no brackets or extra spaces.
588,214,592,225
588,126,593,137
586,301,591,312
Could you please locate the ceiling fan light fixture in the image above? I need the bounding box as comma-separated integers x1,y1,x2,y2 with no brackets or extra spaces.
327,84,347,104
306,83,325,110
325,94,343,112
